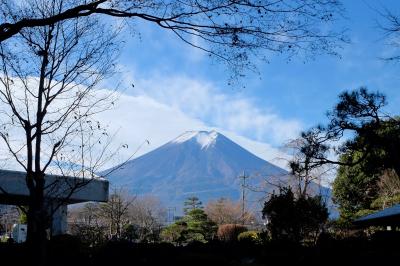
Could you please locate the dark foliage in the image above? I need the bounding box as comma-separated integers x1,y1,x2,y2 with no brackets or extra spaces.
290,88,400,220
262,187,328,243
292,88,400,174
1,231,400,266
332,115,400,219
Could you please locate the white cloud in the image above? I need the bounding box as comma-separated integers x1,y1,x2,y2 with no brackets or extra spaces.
118,70,302,146
0,73,297,172
95,92,206,156
94,90,291,170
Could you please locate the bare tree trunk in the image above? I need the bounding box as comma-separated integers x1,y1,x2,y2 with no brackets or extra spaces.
26,172,47,265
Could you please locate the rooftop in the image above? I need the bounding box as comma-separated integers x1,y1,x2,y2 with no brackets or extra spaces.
354,204,400,227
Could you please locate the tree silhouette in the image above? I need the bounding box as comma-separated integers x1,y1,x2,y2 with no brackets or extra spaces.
262,187,328,243
0,0,347,75
0,2,123,262
291,88,400,177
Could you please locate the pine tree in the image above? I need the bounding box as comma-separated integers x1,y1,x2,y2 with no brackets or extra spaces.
183,196,203,214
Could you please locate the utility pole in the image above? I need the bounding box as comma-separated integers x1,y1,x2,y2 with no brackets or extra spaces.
167,207,176,225
239,170,248,225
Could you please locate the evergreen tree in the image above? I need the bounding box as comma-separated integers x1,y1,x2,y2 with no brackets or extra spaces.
162,199,217,244
262,187,328,243
183,196,203,214
332,119,400,220
183,208,217,242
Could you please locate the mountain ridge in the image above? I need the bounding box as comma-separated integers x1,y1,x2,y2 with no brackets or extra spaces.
104,131,332,215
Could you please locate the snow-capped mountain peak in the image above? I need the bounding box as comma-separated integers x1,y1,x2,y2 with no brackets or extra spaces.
172,130,218,149
105,130,334,217
106,130,286,209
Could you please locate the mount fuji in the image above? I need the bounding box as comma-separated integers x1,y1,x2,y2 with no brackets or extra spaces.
104,131,332,214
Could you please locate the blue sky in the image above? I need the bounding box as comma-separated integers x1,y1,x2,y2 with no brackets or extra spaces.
98,0,400,167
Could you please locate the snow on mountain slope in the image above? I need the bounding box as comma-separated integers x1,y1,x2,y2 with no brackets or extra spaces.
104,131,332,214
172,130,218,149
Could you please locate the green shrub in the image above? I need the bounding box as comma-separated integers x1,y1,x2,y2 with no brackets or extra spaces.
237,231,261,244
161,208,217,244
0,235,10,243
160,221,187,244
354,209,375,218
370,194,400,210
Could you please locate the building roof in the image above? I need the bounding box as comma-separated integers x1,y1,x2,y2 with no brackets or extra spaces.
354,204,400,226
